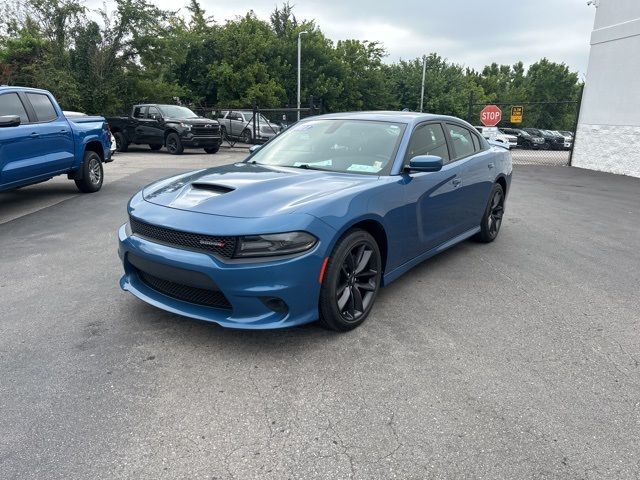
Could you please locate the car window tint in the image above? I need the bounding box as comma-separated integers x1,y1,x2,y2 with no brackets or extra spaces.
25,93,57,122
147,106,160,119
405,123,449,165
133,106,145,119
472,134,480,151
447,124,475,159
0,93,29,123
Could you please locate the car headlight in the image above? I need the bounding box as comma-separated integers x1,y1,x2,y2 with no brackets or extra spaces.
235,232,317,258
180,123,192,130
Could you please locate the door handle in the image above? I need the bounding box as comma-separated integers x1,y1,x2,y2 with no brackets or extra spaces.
488,163,495,169
452,178,462,186
60,129,68,133
30,132,40,138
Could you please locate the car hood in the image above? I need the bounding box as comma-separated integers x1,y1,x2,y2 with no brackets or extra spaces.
166,117,218,126
142,163,378,218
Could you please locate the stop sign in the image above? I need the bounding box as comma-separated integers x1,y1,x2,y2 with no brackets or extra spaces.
480,105,502,127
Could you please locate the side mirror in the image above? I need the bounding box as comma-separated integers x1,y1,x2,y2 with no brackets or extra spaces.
0,115,21,128
249,144,262,154
407,155,443,172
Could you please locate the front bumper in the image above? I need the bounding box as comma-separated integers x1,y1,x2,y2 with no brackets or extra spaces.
117,211,335,329
180,134,222,148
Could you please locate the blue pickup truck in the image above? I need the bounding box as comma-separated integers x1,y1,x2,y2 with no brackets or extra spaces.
0,86,112,193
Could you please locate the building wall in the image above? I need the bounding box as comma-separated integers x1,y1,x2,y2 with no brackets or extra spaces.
572,0,640,177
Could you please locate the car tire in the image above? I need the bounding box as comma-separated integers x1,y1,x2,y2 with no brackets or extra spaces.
166,133,184,155
114,132,128,152
475,183,505,243
74,151,103,193
318,229,382,332
149,144,162,151
204,145,219,154
242,129,252,144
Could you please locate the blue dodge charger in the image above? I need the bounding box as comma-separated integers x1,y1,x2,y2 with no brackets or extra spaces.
118,112,512,331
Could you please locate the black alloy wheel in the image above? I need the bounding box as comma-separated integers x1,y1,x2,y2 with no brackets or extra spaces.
319,229,382,331
476,183,505,243
74,151,103,193
166,133,184,155
114,132,128,152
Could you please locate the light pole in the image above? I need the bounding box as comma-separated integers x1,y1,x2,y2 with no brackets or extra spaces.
420,55,426,112
297,31,309,121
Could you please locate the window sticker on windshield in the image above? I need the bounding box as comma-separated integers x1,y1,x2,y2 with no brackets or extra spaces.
373,161,383,169
292,123,314,132
347,164,381,173
293,160,332,167
386,125,401,135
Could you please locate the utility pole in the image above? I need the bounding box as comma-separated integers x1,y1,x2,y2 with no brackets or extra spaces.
420,55,426,112
297,31,309,121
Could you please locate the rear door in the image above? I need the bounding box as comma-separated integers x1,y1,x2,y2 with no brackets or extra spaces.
445,123,494,231
23,92,75,174
0,92,35,188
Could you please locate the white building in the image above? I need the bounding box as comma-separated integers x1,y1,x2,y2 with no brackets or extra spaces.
572,0,640,177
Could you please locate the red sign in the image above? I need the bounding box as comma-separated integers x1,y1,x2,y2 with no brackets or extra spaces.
480,105,502,127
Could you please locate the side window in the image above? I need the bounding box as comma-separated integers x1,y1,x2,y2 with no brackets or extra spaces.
147,106,160,119
133,106,146,119
446,123,475,160
405,123,449,165
0,93,29,123
25,93,57,122
472,134,480,151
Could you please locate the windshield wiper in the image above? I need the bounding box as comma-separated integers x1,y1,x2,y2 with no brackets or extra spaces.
291,164,327,171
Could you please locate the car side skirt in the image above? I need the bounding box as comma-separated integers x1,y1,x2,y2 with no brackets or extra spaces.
382,226,481,286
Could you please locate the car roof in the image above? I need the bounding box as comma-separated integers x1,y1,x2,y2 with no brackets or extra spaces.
310,111,470,126
0,85,52,95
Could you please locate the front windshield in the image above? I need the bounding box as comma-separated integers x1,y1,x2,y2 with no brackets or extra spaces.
158,105,198,119
248,119,406,175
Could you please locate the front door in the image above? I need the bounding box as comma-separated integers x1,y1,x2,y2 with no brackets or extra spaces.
0,92,36,188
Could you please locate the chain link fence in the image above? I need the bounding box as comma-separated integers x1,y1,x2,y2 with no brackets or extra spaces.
466,96,582,166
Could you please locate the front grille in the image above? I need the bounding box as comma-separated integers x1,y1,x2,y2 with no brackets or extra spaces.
193,126,220,136
138,270,232,310
130,218,236,258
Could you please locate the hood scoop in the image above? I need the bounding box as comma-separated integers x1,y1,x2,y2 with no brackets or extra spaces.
168,183,235,209
191,183,235,194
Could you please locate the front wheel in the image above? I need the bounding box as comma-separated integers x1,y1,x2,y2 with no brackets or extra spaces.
204,145,219,154
319,229,382,331
74,151,103,193
166,133,184,155
242,129,252,144
114,132,128,152
475,183,505,243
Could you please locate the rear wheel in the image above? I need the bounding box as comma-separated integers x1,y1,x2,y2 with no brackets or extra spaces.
166,133,184,155
149,144,162,151
114,132,128,152
319,229,382,331
74,151,103,193
475,183,505,243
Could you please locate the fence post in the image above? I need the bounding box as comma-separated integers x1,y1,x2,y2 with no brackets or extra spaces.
252,97,257,144
567,85,584,167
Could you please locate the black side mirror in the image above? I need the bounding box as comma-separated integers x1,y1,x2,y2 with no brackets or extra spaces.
0,115,21,128
407,155,443,173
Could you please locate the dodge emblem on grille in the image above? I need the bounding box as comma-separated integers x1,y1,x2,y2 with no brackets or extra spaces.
199,239,225,248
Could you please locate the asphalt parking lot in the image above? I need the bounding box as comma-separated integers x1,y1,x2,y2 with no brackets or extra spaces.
1,147,639,479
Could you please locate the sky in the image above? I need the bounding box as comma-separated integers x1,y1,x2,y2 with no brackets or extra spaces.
94,0,598,76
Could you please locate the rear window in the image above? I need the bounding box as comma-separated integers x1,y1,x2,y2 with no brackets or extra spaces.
26,93,57,122
0,93,29,123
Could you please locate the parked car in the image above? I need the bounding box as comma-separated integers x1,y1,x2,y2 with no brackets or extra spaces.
522,128,565,150
118,112,512,331
500,127,545,149
217,110,281,144
0,86,111,193
474,126,517,149
107,104,222,155
550,130,573,150
65,111,117,156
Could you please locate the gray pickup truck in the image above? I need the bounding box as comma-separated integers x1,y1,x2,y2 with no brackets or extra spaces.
217,110,282,144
